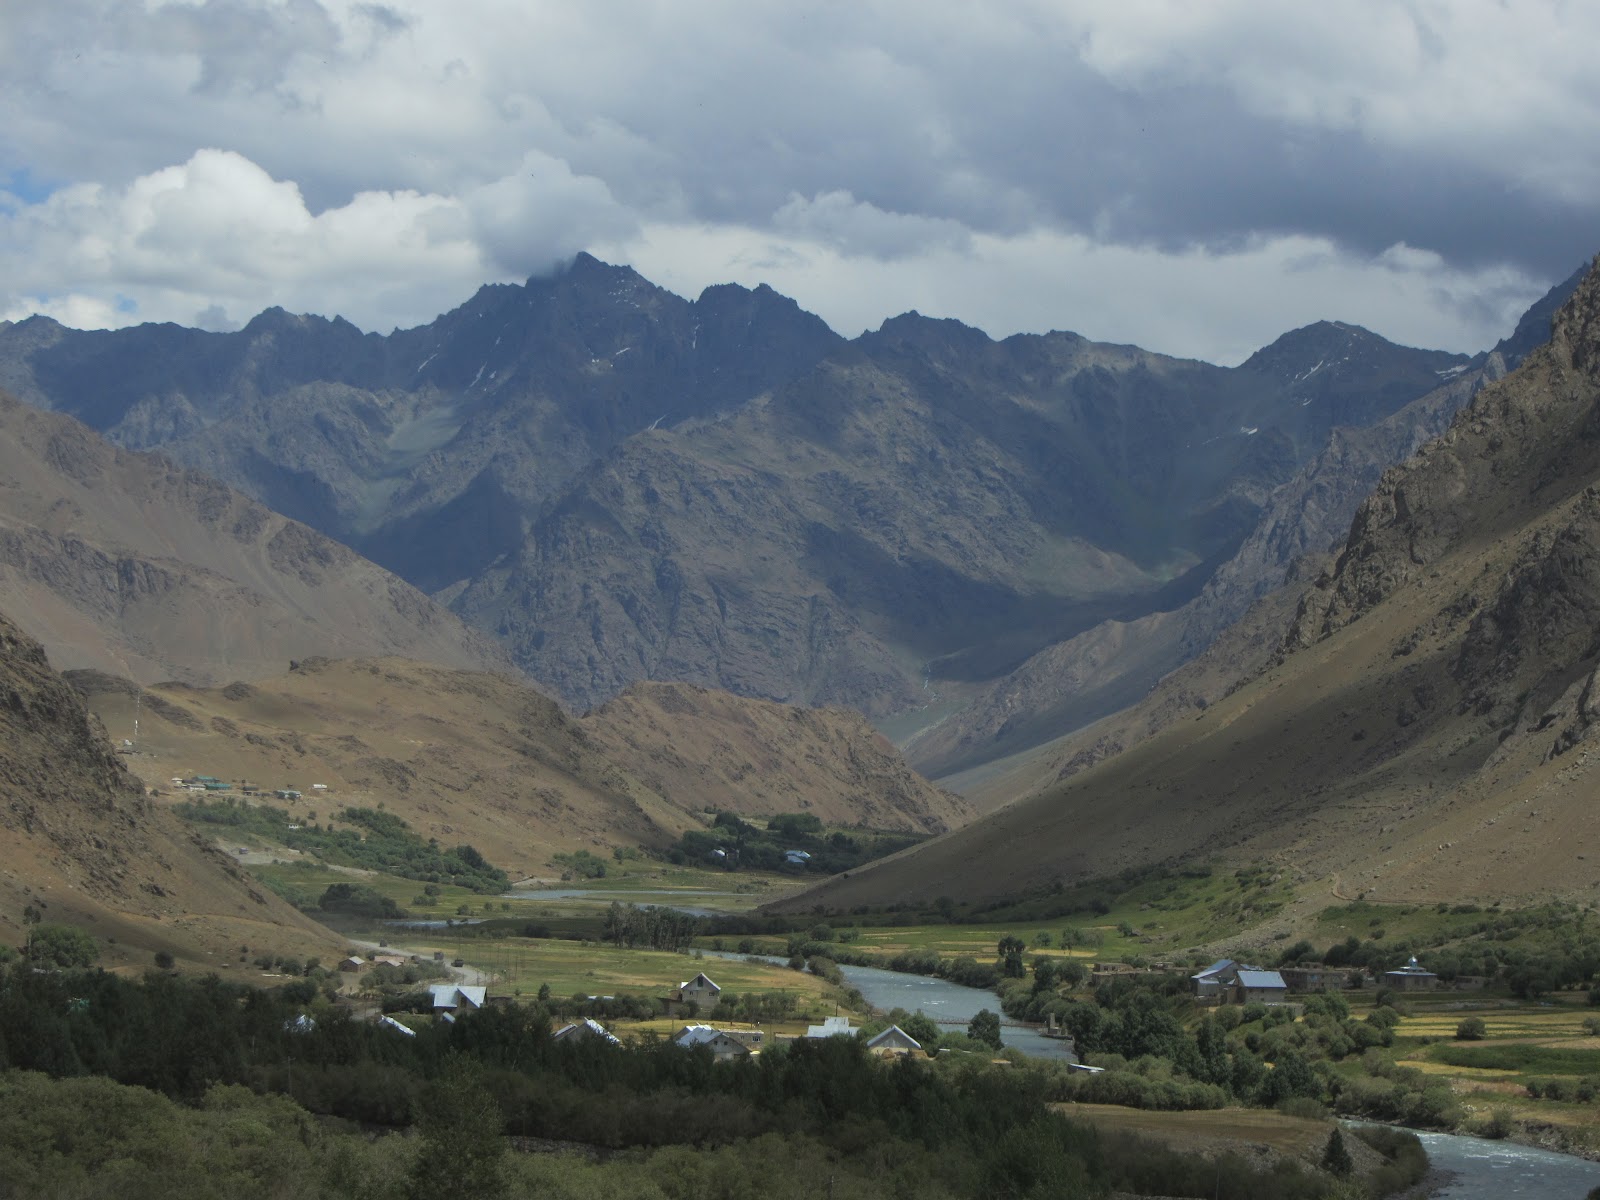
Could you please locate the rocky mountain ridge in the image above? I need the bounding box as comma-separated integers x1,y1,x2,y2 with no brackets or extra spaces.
0,254,1511,746
905,268,1583,782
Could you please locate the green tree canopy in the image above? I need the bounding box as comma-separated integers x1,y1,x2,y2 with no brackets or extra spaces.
968,1009,1002,1051
27,925,98,969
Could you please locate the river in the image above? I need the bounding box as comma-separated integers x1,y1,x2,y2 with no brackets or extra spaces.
698,949,1076,1061
1408,1130,1600,1198
526,901,1600,1193
701,950,1600,1192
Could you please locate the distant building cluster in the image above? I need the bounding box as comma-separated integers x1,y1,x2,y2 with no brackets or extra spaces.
1188,956,1448,1004
167,774,326,800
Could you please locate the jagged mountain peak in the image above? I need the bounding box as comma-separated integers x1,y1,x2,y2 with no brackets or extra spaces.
862,310,996,360
1238,318,1466,379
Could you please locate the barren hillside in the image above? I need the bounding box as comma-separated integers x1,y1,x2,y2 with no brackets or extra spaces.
75,658,967,884
778,257,1600,913
0,610,339,968
0,392,512,686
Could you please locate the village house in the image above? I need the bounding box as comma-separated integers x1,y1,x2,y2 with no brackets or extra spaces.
673,1024,753,1060
1279,963,1354,993
553,1017,622,1046
427,983,487,1019
865,1025,922,1058
1383,956,1439,991
1234,969,1289,1004
337,955,367,973
1189,959,1238,999
665,972,721,1016
804,1015,855,1038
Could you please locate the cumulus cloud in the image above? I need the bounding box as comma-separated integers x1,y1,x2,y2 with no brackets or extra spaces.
0,141,643,332
0,1,1594,358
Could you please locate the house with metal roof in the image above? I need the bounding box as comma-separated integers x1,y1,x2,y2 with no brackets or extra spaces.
1234,969,1289,1004
673,1024,753,1059
665,971,721,1015
427,983,487,1014
1190,958,1239,998
866,1025,922,1057
1383,956,1439,991
553,1017,622,1046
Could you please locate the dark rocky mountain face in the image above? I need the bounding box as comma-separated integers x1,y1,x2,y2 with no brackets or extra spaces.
0,254,842,592
906,270,1584,779
0,255,1493,722
448,312,1476,715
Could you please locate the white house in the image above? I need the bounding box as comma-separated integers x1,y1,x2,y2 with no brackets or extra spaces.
668,972,721,1014
553,1017,621,1046
866,1025,922,1057
673,1024,753,1059
804,1015,856,1038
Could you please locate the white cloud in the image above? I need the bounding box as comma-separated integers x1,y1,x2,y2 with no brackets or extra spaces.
600,223,1544,366
2,149,529,331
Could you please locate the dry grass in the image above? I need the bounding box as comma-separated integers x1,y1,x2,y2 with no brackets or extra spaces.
85,656,962,890
1055,1103,1332,1158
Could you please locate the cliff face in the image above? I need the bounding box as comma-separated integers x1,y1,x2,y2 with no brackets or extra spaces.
0,610,338,966
1284,256,1600,657
776,256,1600,913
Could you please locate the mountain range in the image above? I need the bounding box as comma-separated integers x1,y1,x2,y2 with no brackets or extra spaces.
3,246,1596,958
0,255,1514,767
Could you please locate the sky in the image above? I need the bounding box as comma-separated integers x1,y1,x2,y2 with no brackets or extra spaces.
2,1,1597,366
